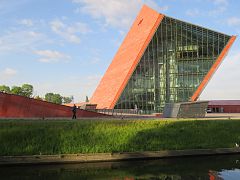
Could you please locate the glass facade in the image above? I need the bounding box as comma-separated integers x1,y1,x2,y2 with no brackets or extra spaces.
114,16,231,114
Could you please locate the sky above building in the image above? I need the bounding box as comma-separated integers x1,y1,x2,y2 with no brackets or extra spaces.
0,0,239,102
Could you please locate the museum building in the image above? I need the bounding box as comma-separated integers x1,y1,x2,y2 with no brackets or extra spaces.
90,5,236,114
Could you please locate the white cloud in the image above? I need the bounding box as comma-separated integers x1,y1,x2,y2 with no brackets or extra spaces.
3,68,17,76
208,6,226,17
72,0,167,29
207,0,228,17
0,68,17,80
0,30,49,54
226,17,240,26
186,9,200,17
186,0,229,18
19,19,33,26
90,57,100,64
50,19,90,44
158,5,168,12
0,0,31,15
34,50,71,63
212,0,229,6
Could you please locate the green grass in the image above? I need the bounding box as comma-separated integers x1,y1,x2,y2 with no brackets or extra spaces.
0,119,240,156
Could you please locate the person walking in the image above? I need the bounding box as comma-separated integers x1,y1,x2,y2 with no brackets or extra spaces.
134,104,138,114
72,104,77,119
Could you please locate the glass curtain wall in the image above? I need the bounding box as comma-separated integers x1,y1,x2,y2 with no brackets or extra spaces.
115,16,231,114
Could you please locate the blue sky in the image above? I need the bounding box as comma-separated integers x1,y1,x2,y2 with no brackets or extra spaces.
0,0,239,102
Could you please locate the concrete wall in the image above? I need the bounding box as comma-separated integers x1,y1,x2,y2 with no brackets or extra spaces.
162,103,180,118
163,101,208,118
0,92,107,118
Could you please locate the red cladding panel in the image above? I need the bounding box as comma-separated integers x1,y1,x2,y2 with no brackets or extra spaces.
0,93,107,118
90,5,164,109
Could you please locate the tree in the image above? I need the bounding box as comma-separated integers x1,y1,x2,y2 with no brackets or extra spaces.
11,86,23,96
62,96,73,104
85,96,89,102
10,84,34,98
21,84,33,98
45,93,62,104
0,85,11,93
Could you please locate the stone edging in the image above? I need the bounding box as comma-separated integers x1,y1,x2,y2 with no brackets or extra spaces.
1,148,240,165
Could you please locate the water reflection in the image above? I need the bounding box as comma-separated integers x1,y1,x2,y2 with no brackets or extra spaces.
1,154,240,180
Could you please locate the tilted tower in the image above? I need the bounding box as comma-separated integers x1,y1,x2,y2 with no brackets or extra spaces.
91,5,236,113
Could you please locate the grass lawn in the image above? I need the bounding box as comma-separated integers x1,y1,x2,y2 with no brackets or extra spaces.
0,119,240,156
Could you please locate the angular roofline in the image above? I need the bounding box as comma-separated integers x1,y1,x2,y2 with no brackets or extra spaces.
164,15,232,37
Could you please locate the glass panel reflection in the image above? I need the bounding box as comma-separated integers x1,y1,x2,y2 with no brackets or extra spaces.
115,16,231,114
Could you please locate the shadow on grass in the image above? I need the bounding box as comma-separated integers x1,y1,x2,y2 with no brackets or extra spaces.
124,120,240,152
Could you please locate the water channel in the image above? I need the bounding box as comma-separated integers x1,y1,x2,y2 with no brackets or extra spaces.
1,154,240,179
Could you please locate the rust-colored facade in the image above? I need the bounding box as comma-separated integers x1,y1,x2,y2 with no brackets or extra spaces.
90,5,164,109
0,92,107,118
91,5,236,113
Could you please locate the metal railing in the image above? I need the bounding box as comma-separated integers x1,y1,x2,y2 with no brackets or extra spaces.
95,109,142,116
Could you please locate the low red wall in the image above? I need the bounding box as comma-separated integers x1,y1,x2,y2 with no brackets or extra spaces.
208,105,240,113
0,93,107,118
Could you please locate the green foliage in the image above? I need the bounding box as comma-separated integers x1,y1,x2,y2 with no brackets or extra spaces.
21,84,33,97
1,119,240,156
0,85,11,93
45,93,73,104
62,96,73,104
10,84,33,98
45,93,62,104
0,84,73,103
11,86,23,95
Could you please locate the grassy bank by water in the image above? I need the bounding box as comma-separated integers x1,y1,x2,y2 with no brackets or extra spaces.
0,119,240,156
